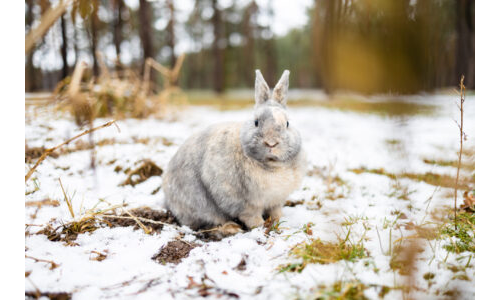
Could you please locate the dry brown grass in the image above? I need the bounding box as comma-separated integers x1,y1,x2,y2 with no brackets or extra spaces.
349,167,474,190
25,199,60,208
185,93,437,117
53,54,188,124
119,160,163,187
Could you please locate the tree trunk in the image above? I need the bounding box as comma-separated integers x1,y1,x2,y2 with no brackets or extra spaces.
263,2,276,84
138,0,155,69
112,0,124,67
26,0,36,91
242,1,257,86
166,0,176,68
90,10,99,77
73,18,79,68
60,13,69,79
456,0,475,88
211,0,224,93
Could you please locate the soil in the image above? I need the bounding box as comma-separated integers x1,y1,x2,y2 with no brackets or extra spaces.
25,291,71,300
104,207,177,233
152,240,199,265
37,207,177,243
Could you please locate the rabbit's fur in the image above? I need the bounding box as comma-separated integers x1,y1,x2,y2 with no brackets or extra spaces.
162,70,306,230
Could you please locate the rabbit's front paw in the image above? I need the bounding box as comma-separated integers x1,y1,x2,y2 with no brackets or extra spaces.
240,215,265,229
220,221,243,235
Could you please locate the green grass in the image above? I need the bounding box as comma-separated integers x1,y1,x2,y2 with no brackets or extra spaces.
385,139,402,146
279,238,367,273
311,281,368,300
440,211,475,254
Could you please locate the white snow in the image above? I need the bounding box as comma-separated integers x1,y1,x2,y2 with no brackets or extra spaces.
25,94,475,299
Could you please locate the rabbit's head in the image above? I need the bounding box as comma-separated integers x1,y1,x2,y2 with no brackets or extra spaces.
240,70,302,166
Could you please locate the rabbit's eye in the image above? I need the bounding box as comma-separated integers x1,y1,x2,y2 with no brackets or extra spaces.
254,120,259,127
286,121,289,128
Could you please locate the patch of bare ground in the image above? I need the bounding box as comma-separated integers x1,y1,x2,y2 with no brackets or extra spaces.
103,207,177,233
37,207,177,244
152,240,199,265
25,291,71,300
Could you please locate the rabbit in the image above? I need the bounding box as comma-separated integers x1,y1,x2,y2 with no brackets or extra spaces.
162,69,306,231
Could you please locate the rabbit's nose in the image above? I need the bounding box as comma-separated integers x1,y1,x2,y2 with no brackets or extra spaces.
264,141,279,148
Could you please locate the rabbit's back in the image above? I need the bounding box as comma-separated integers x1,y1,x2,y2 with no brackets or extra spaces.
162,122,248,228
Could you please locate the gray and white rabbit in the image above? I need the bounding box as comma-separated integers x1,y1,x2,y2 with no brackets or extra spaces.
162,70,306,230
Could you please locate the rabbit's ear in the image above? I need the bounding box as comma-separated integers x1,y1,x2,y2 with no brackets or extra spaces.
272,70,290,105
255,70,271,105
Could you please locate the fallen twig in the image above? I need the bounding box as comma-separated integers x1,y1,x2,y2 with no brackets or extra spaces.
25,255,60,270
25,120,117,182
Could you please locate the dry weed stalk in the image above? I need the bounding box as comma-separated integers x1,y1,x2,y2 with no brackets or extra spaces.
454,75,466,229
25,255,60,270
123,209,153,234
55,53,187,122
25,120,118,182
59,178,75,218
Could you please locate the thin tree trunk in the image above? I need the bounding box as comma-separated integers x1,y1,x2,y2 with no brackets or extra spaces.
60,13,69,79
112,0,124,67
73,18,79,68
455,0,474,88
264,2,276,84
138,0,155,70
243,1,257,86
26,0,36,91
211,0,224,93
166,0,176,68
90,10,99,77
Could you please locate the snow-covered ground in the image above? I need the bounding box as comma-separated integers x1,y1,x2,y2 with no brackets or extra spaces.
25,94,475,299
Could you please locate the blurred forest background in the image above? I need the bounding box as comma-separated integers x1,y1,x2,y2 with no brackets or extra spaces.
25,0,475,95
